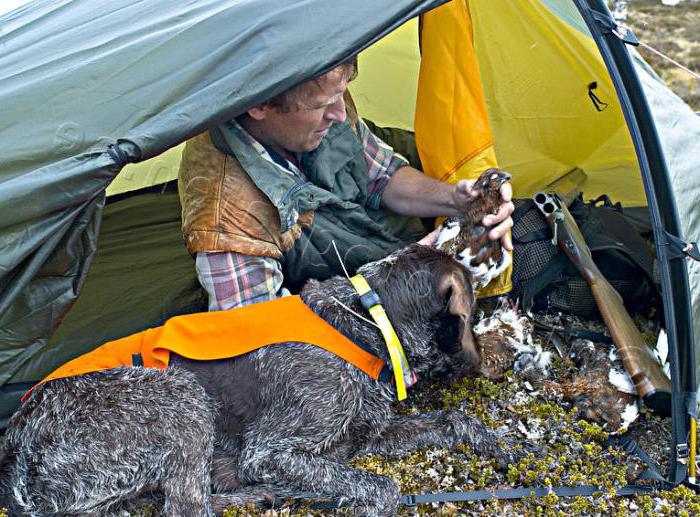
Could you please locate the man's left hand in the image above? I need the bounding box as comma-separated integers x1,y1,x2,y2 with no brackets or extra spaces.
453,179,514,252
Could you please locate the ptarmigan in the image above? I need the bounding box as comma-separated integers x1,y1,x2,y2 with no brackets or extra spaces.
435,168,513,290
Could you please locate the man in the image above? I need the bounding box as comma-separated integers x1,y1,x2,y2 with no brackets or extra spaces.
178,58,513,310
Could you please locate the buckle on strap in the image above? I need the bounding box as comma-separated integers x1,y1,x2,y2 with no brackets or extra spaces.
131,353,144,367
664,231,699,262
349,274,411,401
359,290,382,311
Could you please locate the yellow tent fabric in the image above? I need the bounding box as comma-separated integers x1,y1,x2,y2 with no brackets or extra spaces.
350,20,421,131
468,0,644,206
350,0,645,207
414,0,511,297
410,0,649,295
106,144,184,197
415,0,497,183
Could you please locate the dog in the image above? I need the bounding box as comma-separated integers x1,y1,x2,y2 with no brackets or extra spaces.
0,244,521,516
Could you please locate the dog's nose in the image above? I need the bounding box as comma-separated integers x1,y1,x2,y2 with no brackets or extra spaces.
446,352,481,383
462,348,481,368
453,346,481,375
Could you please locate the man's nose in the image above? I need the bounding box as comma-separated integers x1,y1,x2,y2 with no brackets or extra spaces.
324,95,346,123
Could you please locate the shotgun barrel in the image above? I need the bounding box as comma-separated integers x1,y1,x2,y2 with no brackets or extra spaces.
534,192,671,413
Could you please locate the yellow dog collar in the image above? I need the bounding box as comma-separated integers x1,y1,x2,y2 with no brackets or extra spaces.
349,274,412,400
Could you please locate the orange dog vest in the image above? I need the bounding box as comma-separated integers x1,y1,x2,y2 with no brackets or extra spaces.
26,296,388,399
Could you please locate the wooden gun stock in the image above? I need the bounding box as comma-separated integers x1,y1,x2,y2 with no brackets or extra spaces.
534,193,671,411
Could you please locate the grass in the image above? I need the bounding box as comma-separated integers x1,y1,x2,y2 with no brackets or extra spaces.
623,0,700,110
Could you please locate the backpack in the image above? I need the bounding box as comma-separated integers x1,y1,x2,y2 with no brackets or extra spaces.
510,195,659,317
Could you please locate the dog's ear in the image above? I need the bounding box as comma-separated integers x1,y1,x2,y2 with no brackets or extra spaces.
437,269,480,368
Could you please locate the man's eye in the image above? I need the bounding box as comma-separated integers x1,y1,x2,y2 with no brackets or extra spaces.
298,95,341,111
297,103,326,111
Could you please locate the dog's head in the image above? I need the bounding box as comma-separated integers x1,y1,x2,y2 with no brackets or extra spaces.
354,244,479,381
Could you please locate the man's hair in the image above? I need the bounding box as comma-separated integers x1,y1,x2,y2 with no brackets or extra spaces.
266,56,358,113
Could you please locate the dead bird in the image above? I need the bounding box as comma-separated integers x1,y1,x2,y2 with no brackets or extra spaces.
544,338,638,431
435,168,513,289
473,299,552,382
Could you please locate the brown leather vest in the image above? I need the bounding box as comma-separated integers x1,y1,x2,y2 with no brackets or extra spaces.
178,131,314,258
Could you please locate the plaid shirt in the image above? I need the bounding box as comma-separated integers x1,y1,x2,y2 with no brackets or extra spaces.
199,119,408,311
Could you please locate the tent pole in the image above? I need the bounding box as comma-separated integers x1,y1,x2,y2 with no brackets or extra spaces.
691,416,697,483
574,0,696,485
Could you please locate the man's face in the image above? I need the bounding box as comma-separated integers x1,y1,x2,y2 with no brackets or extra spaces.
248,68,349,155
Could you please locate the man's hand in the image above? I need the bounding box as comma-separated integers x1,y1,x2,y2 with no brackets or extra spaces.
381,166,514,251
452,179,514,251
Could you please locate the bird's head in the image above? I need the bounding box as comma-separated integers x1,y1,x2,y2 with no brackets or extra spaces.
474,168,512,198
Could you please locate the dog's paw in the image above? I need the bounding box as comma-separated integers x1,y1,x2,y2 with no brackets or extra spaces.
443,410,524,469
494,436,544,469
354,473,400,517
211,488,277,514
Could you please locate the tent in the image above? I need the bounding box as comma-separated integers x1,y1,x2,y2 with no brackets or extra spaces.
0,0,698,491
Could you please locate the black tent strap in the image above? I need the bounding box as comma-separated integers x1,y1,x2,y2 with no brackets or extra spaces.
605,434,668,484
586,7,639,46
587,7,615,31
588,82,609,112
106,143,129,168
307,437,668,510
401,484,655,506
309,485,655,510
664,231,700,262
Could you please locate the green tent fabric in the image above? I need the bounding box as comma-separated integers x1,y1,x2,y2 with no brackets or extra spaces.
0,0,447,421
0,185,207,413
633,48,700,402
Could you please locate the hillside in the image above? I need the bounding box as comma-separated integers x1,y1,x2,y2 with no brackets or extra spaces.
624,0,700,110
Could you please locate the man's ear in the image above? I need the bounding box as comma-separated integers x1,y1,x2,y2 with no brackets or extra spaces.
437,269,479,368
246,105,269,121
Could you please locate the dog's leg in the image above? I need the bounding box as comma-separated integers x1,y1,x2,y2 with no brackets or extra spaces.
238,446,401,516
160,445,214,517
4,368,217,517
357,410,517,467
211,451,241,492
210,485,292,514
210,437,243,492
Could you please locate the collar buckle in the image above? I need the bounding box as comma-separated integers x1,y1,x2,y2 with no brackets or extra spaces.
349,274,412,401
359,290,382,311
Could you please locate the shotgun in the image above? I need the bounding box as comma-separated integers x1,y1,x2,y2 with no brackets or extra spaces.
533,192,671,412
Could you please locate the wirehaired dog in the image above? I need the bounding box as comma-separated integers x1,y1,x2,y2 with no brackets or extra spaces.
0,244,520,516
